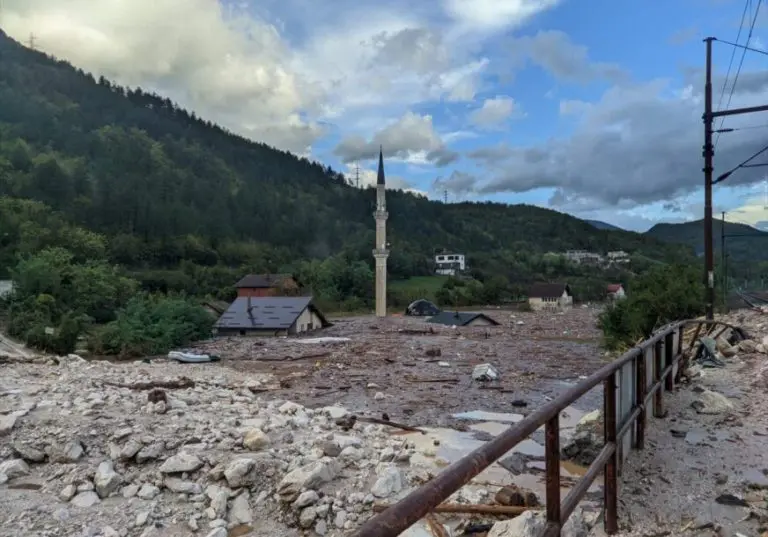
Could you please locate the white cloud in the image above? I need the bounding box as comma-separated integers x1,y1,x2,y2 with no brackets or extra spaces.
444,0,561,33
469,96,520,127
333,112,459,166
342,163,427,196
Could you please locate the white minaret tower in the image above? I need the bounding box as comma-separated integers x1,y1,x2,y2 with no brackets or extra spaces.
373,147,389,317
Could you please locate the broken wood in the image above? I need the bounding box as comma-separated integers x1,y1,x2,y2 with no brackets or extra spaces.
100,377,195,390
397,328,435,335
259,351,331,362
405,375,459,383
355,415,426,434
372,502,537,516
425,513,449,537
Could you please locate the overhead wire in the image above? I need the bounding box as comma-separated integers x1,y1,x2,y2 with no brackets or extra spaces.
714,0,750,140
713,142,768,184
715,0,763,148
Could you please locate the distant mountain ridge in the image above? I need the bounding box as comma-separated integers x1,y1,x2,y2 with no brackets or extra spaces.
584,219,624,231
645,219,768,261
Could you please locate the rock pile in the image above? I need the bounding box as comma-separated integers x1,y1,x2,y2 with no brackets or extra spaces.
0,355,457,537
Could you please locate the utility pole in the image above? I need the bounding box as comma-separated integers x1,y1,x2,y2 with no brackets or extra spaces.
355,162,360,188
702,36,768,320
703,37,714,320
443,189,448,204
28,33,36,50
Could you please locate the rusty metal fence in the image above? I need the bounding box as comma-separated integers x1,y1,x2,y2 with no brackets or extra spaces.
354,319,731,537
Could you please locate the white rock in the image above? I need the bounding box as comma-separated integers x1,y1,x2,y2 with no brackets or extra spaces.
159,452,203,473
489,508,589,537
204,529,227,537
279,401,304,414
136,511,151,526
59,484,76,502
299,506,318,528
374,392,386,400
334,510,347,528
229,492,253,524
0,459,29,481
316,519,328,536
278,459,341,501
12,442,46,463
324,406,349,419
340,446,364,461
119,438,143,460
122,484,140,498
0,415,17,436
164,477,202,494
136,442,164,463
101,526,119,537
294,490,320,509
70,491,101,508
94,461,122,498
206,485,230,518
371,465,403,498
692,389,734,415
48,440,84,463
242,429,270,451
137,483,160,500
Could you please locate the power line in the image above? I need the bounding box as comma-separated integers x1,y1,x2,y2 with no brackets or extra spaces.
716,0,763,148
714,0,750,134
715,37,768,58
713,142,768,184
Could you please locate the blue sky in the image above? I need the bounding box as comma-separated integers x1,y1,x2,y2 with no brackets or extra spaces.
3,0,768,231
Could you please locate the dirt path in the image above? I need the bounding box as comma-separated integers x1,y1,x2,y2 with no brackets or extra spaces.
598,321,768,537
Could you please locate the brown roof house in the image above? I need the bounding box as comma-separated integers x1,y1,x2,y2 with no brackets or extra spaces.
607,284,626,301
528,283,573,311
235,274,301,298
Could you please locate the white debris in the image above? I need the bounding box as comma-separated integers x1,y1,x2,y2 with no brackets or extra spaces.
472,363,500,381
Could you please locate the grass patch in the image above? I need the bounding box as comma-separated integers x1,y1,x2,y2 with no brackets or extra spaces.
389,276,450,304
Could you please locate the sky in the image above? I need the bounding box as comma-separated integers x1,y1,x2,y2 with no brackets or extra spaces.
2,0,768,232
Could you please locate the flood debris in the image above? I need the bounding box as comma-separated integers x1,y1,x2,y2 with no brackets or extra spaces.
472,363,500,382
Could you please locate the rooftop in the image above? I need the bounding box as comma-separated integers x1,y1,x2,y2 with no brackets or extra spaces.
215,296,327,330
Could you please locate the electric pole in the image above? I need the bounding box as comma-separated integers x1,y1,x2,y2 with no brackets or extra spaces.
703,36,768,320
721,211,726,312
355,162,360,188
443,189,448,204
28,33,36,50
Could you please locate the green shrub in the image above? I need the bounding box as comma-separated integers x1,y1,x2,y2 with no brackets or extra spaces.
89,293,214,357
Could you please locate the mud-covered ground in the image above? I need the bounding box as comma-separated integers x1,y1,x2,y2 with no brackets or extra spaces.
592,311,768,537
191,307,608,428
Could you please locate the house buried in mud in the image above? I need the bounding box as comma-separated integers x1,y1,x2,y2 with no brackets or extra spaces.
214,296,331,337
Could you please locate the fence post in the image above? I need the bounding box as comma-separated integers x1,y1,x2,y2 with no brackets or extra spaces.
675,325,685,383
653,340,664,418
545,415,561,535
664,332,674,392
604,371,618,534
634,352,645,449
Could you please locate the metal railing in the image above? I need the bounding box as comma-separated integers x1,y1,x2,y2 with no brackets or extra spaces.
354,319,733,537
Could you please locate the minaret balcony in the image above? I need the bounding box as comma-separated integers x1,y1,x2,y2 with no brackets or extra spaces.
373,210,389,219
372,248,390,258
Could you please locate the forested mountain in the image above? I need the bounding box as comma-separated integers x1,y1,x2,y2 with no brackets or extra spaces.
0,29,691,310
646,219,768,262
584,219,623,231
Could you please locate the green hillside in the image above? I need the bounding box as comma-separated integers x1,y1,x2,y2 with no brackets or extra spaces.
0,29,691,312
645,219,768,262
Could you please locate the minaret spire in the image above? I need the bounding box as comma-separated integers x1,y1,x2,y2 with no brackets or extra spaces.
373,147,389,318
377,146,385,185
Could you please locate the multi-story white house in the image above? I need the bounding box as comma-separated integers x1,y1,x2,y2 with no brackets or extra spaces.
564,250,604,264
435,253,466,276
607,250,630,264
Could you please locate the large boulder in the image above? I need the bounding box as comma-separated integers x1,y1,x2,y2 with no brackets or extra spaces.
691,390,734,415
489,507,590,537
561,410,603,466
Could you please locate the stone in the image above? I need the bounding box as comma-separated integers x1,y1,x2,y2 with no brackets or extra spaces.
371,465,403,498
94,461,122,499
137,483,160,500
122,484,140,498
229,492,253,524
119,438,143,460
159,452,203,473
489,507,589,537
279,401,304,414
70,491,101,508
692,390,734,415
278,459,341,502
206,485,230,518
0,459,30,481
315,519,328,536
0,414,17,436
318,440,342,457
136,441,164,463
101,526,119,537
204,529,227,537
136,511,151,526
48,440,84,463
299,506,318,528
59,484,76,502
242,429,270,451
334,510,347,528
495,485,539,507
222,454,281,489
164,477,202,494
324,406,349,419
294,490,320,509
12,442,46,463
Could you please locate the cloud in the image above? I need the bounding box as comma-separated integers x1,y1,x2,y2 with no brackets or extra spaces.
333,112,459,166
509,30,628,84
473,73,768,208
432,171,479,199
469,96,520,127
444,0,561,33
2,0,532,156
342,163,425,195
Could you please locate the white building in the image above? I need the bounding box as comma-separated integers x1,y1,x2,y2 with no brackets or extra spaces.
607,250,630,264
0,280,13,298
564,250,603,264
435,253,466,276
